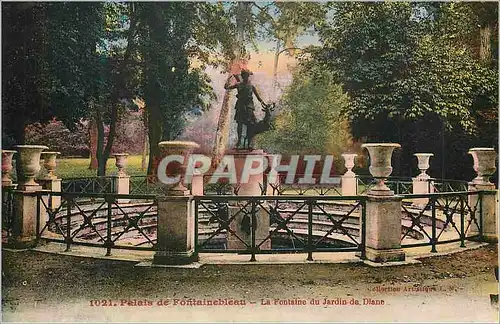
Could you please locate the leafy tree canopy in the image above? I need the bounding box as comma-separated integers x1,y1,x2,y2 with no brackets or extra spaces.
256,64,352,159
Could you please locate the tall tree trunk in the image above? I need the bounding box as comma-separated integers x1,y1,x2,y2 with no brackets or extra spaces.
95,109,106,176
146,103,163,180
97,103,118,176
272,40,281,100
13,119,27,145
95,3,138,176
479,24,492,64
141,136,149,171
212,89,233,167
88,118,98,170
141,108,149,171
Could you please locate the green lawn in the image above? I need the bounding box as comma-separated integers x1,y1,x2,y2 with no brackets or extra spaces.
56,155,148,178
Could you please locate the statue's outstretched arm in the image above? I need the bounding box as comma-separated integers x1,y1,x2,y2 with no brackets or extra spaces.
252,85,266,105
224,75,238,90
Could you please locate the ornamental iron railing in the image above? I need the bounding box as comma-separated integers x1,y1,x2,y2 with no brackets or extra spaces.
400,191,485,252
61,177,113,194
35,191,157,255
0,185,491,260
193,195,367,262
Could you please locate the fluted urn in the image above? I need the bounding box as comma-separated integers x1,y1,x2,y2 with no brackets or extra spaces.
158,141,200,195
414,153,433,179
2,150,16,186
362,143,401,195
14,145,49,189
41,152,61,180
113,153,129,176
468,148,497,185
341,153,357,177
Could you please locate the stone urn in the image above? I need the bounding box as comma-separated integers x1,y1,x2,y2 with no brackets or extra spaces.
158,141,200,195
113,153,129,176
361,143,401,195
41,152,61,180
2,150,16,186
14,145,49,189
414,153,433,179
341,153,357,177
468,148,497,184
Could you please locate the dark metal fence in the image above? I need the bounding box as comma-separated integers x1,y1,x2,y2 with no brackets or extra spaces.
35,191,157,255
0,180,491,260
193,195,367,261
129,175,167,195
400,191,486,252
61,177,113,194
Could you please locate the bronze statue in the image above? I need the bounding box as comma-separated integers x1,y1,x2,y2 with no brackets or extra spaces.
224,69,272,149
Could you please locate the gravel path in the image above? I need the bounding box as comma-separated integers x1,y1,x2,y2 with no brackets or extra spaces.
2,245,498,322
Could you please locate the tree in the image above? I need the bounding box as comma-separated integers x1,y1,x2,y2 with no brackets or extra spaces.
2,3,103,147
311,2,498,179
211,2,326,165
253,2,326,97
2,2,123,176
136,2,222,177
256,64,352,170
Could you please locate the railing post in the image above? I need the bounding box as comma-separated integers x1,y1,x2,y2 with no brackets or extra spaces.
306,200,314,261
360,198,367,260
38,151,62,210
341,154,357,196
467,148,497,242
105,195,113,256
460,195,465,248
250,200,257,262
36,193,41,243
412,153,434,208
194,198,199,254
154,194,197,265
479,191,484,240
431,197,437,253
112,154,130,204
65,196,73,252
190,170,204,196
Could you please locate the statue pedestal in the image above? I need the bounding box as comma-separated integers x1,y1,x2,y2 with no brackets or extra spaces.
230,149,265,195
226,149,271,250
412,176,433,208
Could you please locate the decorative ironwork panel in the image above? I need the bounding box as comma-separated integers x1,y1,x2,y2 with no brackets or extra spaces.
194,195,366,261
61,177,113,194
37,192,157,254
400,191,483,252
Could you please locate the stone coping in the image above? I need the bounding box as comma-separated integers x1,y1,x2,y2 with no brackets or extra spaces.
17,241,490,267
158,141,200,148
361,143,401,148
468,147,495,151
14,145,49,149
